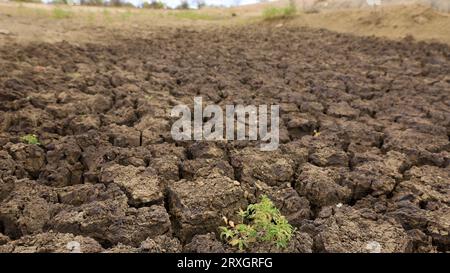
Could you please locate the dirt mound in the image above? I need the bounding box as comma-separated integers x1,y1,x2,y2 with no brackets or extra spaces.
293,0,450,12
0,25,449,252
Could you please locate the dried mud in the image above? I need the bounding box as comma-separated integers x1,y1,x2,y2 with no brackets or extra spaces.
0,25,449,253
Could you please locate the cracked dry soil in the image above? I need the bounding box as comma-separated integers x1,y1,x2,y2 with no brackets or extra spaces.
0,26,449,253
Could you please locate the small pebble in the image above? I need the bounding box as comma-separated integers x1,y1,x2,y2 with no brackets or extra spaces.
66,241,81,253
0,29,11,35
365,241,382,253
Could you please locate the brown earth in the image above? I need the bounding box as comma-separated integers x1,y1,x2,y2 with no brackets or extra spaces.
0,3,449,253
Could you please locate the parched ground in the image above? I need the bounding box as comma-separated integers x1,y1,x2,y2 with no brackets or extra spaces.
0,4,449,253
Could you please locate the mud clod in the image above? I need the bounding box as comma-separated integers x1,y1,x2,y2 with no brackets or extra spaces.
0,232,103,253
314,206,413,253
167,173,247,242
100,164,163,206
296,163,351,208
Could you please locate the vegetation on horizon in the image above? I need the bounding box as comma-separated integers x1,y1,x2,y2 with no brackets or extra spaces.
168,10,222,20
142,1,165,9
262,3,297,21
11,0,42,3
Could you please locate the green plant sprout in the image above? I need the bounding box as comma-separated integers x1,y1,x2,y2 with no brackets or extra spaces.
20,134,40,145
219,195,294,251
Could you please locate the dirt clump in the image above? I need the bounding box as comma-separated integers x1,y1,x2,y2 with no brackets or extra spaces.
0,231,103,253
313,205,413,253
167,173,247,243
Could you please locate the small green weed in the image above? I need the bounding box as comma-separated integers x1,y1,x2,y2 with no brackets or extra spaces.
121,10,133,20
20,134,40,145
52,7,73,19
219,195,294,250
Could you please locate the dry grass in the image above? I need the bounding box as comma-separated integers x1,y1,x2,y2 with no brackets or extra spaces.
262,5,297,20
293,4,450,44
0,2,449,45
